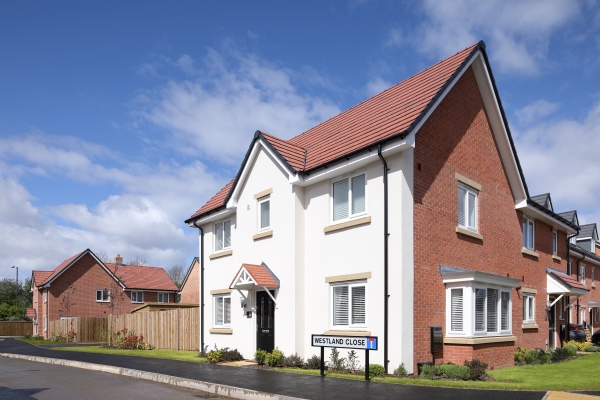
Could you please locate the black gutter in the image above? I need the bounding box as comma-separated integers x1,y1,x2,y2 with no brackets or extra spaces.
566,232,578,342
193,221,205,354
527,200,579,231
377,144,389,374
575,252,586,325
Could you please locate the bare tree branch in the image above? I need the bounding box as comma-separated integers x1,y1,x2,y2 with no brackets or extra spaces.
166,264,185,289
127,256,148,266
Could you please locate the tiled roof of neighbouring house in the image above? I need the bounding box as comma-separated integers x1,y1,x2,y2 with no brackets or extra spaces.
576,223,597,240
188,42,481,221
105,263,179,291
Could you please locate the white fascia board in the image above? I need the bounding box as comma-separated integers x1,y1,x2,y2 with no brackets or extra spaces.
569,249,600,267
442,271,520,288
516,203,577,234
227,138,292,208
187,207,236,228
292,135,412,187
471,52,527,204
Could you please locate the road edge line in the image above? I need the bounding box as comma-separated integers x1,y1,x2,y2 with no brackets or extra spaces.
1,352,305,400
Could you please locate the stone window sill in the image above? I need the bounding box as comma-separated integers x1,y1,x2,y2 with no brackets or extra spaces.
522,323,539,330
444,335,517,345
209,250,232,260
522,248,539,258
253,230,273,240
323,330,371,336
552,255,562,261
324,216,371,233
209,328,232,334
456,226,483,240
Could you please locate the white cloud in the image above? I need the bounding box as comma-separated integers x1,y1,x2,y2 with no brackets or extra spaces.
364,77,393,97
133,47,341,165
395,0,581,74
515,100,600,220
515,99,560,125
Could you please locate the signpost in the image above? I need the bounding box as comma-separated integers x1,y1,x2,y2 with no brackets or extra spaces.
311,334,378,381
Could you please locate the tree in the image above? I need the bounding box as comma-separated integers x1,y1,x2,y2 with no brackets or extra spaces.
127,256,148,266
58,285,76,318
95,251,114,264
101,282,126,346
166,264,185,289
0,278,32,321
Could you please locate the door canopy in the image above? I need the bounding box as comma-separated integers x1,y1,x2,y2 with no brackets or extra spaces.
230,262,280,291
546,267,589,297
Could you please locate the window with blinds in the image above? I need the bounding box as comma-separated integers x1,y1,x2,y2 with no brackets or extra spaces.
258,197,270,230
332,283,366,328
522,217,534,250
215,220,232,251
450,288,463,331
458,183,478,231
332,172,366,222
501,292,510,331
487,289,498,332
523,294,534,323
214,295,231,326
475,288,486,331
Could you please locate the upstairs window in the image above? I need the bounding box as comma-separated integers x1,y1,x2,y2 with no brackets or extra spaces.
523,294,535,324
158,292,169,303
332,172,366,222
581,265,586,285
458,183,478,231
331,282,367,329
215,220,231,252
552,231,558,256
96,289,110,303
131,291,144,303
258,196,271,231
522,217,535,250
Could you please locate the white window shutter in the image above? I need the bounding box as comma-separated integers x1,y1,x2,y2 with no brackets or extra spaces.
487,289,498,332
333,179,349,221
475,288,485,331
451,288,463,331
501,292,509,330
351,286,366,324
351,174,366,215
224,220,231,248
333,286,349,326
458,187,466,226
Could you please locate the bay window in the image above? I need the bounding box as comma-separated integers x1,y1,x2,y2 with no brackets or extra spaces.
332,172,366,222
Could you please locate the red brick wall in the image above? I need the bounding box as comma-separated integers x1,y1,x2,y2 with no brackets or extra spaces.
570,255,600,329
413,66,569,370
42,253,172,338
180,261,199,304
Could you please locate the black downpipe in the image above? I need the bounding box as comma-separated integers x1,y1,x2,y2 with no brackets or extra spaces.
377,144,389,374
566,233,577,342
193,221,205,353
575,252,585,325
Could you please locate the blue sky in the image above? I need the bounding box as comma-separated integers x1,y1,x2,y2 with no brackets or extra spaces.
1,0,600,279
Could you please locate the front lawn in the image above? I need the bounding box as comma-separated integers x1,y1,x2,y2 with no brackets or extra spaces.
49,345,207,363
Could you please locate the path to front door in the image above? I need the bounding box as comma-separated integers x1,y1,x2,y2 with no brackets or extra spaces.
256,290,274,352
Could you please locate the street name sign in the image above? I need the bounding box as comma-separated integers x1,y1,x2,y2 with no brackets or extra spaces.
311,334,378,350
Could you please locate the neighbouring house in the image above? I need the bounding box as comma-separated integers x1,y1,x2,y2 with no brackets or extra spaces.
179,257,200,304
30,249,179,338
184,41,581,373
567,223,600,335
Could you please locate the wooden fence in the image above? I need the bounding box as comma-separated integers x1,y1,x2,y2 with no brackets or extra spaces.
109,308,199,351
49,317,107,342
0,321,32,336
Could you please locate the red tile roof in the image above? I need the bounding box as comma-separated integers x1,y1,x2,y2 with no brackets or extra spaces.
188,42,480,221
550,270,588,291
230,263,279,288
106,264,178,291
32,271,53,286
26,308,35,318
36,251,85,286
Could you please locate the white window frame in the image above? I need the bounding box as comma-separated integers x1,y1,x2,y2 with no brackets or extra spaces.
44,315,47,332
523,294,535,324
257,195,271,232
213,294,231,327
330,170,367,224
214,219,232,253
157,292,169,303
330,281,367,330
458,183,478,232
96,289,110,303
522,217,535,251
580,264,586,285
445,283,512,338
552,231,558,256
131,291,144,303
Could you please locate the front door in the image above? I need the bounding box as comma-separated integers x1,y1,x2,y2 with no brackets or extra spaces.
256,290,275,352
549,299,556,349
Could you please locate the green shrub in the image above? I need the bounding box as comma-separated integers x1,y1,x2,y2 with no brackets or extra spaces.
565,340,592,351
419,364,437,380
437,363,470,380
346,350,361,372
393,362,408,377
306,355,321,369
328,348,346,372
565,345,578,356
283,353,304,368
206,345,223,363
464,359,487,380
255,349,267,365
514,346,527,363
551,346,573,362
587,346,600,352
265,348,284,367
368,364,385,378
31,334,44,340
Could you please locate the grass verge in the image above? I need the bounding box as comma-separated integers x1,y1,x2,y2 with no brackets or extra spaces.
17,337,66,345
49,345,207,363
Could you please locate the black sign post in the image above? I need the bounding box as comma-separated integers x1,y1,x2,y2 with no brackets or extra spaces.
311,334,378,381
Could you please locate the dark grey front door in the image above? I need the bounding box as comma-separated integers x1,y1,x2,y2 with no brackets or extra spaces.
549,300,556,348
256,290,275,352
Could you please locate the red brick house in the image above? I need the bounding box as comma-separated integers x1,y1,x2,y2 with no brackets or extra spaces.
185,40,582,373
31,249,178,337
179,257,199,304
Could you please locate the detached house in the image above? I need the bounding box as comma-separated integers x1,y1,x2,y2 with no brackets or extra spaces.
185,41,581,373
31,249,178,338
